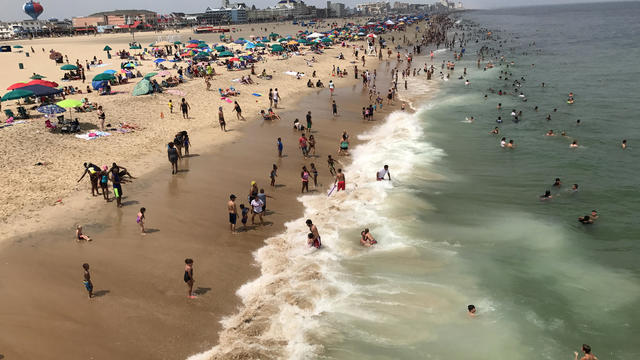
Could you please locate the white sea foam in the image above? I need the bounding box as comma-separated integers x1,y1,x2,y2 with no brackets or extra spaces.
187,104,445,360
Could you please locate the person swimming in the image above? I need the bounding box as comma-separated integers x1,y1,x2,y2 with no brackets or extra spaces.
489,127,499,134
540,190,552,200
360,228,377,247
570,140,579,148
546,129,555,136
622,139,627,149
468,304,477,317
578,210,598,224
553,178,562,187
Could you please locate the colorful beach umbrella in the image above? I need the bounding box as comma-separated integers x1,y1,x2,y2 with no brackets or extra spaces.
7,82,28,90
92,73,115,81
56,99,83,108
36,104,66,114
1,89,34,101
123,63,136,68
60,64,77,71
27,80,58,87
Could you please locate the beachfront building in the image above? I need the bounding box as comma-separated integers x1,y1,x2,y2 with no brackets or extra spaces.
189,3,248,25
326,1,347,17
0,20,47,38
247,0,316,22
355,2,391,16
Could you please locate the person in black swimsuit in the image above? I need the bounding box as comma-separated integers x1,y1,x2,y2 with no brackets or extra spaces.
180,98,190,119
184,258,195,299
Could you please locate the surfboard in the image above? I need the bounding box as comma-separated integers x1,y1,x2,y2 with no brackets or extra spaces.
327,185,337,197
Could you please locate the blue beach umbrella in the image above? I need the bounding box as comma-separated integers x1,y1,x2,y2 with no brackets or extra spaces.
37,104,66,114
103,69,117,74
154,58,166,64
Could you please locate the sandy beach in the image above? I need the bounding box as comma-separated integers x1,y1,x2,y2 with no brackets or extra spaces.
0,17,433,359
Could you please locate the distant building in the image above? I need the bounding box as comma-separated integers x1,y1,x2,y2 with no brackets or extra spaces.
326,1,346,17
246,0,314,22
0,19,72,38
189,2,248,25
355,2,390,16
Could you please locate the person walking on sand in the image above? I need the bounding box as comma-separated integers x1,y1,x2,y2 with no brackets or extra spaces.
184,258,196,299
110,166,123,207
76,225,92,242
167,142,179,174
301,166,310,193
335,168,346,192
268,88,273,108
218,107,226,132
99,166,110,202
299,133,309,159
306,219,321,248
310,163,319,187
277,137,283,157
250,195,265,225
97,106,106,131
329,80,335,96
82,263,93,298
228,194,238,233
180,98,190,119
270,164,278,187
233,101,245,121
332,100,338,117
273,88,280,109
137,207,146,235
306,111,313,133
168,99,173,114
327,155,339,176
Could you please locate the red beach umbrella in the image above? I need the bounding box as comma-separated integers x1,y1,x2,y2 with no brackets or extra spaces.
27,79,58,87
186,43,198,48
229,57,240,61
7,82,28,90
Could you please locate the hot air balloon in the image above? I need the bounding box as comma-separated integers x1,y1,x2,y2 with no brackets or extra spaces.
23,1,44,20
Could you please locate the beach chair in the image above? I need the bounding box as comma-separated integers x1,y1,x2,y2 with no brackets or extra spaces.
4,109,15,119
17,107,28,119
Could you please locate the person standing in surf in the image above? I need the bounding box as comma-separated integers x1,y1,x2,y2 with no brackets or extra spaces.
335,168,346,192
306,219,321,248
377,165,391,181
228,195,237,234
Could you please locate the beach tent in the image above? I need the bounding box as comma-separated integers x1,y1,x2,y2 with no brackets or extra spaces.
91,80,108,90
132,79,153,96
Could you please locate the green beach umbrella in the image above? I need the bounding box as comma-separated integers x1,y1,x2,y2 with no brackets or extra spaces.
103,45,112,51
321,37,332,43
255,43,266,48
60,64,78,71
198,43,208,48
215,45,226,52
30,74,46,79
92,73,115,81
13,45,23,49
1,89,33,101
218,51,233,57
270,44,284,52
143,72,158,79
173,41,182,45
56,99,83,108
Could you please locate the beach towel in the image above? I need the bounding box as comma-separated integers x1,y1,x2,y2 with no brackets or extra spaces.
220,97,233,103
284,71,304,77
252,93,262,96
75,131,111,140
91,63,112,68
166,89,186,96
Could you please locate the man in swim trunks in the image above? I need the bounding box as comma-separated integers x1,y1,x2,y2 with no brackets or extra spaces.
184,258,195,299
335,169,346,191
306,219,321,248
110,162,135,182
327,155,339,176
377,165,391,181
82,263,93,298
110,167,123,208
228,194,237,233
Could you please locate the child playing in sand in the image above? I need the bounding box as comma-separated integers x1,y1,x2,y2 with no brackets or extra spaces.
137,207,146,234
76,225,92,242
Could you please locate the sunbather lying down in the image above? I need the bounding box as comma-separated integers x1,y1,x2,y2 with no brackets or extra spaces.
219,88,239,97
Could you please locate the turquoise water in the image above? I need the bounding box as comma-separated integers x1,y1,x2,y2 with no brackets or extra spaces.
192,4,640,359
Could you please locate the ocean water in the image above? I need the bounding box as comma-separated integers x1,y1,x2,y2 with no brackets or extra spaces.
190,3,640,359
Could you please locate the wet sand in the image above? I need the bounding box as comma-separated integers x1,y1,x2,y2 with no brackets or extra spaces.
0,51,405,359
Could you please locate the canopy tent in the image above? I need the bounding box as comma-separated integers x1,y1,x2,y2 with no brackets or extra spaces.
132,79,153,96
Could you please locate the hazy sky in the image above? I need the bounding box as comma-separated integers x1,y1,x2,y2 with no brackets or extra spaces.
0,0,627,22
